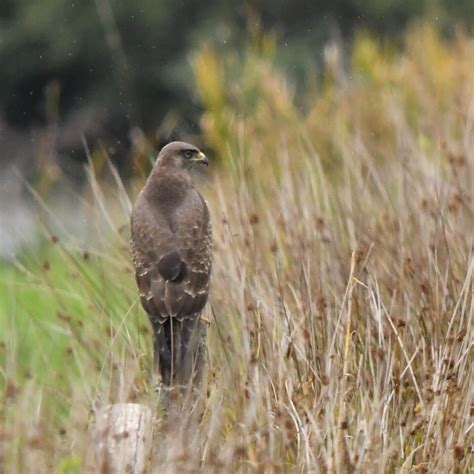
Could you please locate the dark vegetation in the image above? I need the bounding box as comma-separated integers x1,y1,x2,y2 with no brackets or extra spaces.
0,0,473,172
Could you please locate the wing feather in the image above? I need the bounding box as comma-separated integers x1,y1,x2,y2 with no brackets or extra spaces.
130,188,212,324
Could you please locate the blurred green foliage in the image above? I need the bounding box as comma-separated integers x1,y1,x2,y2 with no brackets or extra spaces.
0,0,472,141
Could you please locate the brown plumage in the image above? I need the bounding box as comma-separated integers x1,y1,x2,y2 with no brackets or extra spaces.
130,141,212,386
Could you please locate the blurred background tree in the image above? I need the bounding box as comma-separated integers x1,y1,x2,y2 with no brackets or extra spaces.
0,0,472,174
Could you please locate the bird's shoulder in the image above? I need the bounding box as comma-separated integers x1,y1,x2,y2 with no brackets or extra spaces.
167,186,209,234
130,192,174,266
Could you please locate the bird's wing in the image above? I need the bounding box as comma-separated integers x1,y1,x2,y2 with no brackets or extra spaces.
130,189,212,324
163,189,212,321
130,193,178,323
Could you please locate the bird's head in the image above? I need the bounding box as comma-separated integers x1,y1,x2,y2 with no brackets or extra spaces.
156,141,209,170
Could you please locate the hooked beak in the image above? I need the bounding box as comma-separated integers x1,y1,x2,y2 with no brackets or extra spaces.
192,151,209,166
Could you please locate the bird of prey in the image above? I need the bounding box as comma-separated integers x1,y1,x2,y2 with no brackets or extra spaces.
130,141,212,387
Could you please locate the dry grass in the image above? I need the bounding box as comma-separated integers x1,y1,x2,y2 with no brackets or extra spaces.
1,23,473,472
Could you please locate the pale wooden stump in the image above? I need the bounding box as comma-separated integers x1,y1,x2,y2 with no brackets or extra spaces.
93,403,153,473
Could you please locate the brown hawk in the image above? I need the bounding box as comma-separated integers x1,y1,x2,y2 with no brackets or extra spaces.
130,141,212,387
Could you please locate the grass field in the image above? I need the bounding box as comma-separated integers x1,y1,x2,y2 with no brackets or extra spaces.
1,24,473,472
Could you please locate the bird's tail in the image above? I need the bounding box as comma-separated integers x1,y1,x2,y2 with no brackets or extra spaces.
154,317,207,387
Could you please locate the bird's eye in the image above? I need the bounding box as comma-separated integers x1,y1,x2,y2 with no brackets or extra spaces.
184,150,194,159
